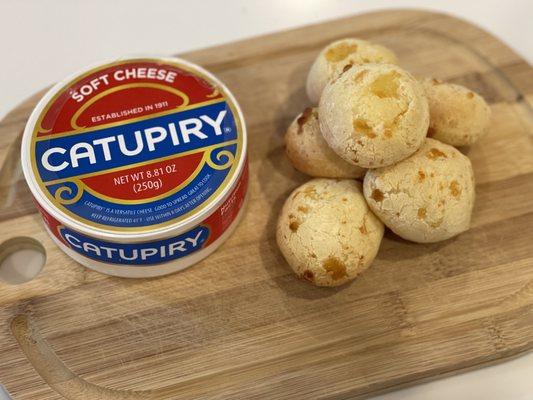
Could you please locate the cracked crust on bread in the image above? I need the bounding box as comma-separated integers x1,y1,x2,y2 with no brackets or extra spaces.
276,179,384,286
306,38,398,104
363,138,475,243
319,63,429,168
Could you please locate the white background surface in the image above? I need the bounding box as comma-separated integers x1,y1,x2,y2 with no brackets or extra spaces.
0,1,532,399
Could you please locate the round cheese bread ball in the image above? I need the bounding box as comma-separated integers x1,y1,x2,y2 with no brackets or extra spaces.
306,38,398,104
285,107,366,179
363,138,475,243
276,179,384,287
319,63,429,168
422,78,491,147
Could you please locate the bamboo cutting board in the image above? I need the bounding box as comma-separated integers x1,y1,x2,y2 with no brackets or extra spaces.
1,9,532,400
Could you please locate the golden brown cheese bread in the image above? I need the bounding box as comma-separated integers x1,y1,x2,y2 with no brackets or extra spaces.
422,78,491,147
277,179,384,287
285,107,366,178
319,63,429,168
306,38,398,103
363,138,475,243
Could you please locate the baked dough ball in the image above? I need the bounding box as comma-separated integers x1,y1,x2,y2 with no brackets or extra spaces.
285,107,366,179
306,38,398,103
422,78,491,147
276,179,384,286
363,138,475,243
319,63,429,168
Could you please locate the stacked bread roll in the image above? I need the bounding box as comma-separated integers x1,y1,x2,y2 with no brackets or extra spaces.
278,38,491,287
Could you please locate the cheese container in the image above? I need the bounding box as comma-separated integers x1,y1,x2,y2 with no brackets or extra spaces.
21,57,248,278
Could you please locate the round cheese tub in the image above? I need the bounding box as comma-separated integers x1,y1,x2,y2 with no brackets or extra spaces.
21,57,248,278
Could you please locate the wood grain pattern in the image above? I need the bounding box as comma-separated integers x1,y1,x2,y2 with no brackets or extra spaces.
0,9,532,400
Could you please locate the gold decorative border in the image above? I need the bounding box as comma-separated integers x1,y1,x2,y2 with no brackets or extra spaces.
70,82,190,130
36,98,223,141
53,181,83,205
29,58,244,233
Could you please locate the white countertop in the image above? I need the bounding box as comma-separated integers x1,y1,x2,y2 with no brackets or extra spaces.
0,1,531,399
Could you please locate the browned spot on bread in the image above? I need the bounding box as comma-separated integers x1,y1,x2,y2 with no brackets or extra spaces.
371,189,384,202
466,92,474,99
354,69,368,82
297,205,309,213
427,148,447,159
342,63,353,73
310,253,317,258
359,221,368,234
417,208,427,219
382,107,407,139
427,126,435,137
323,256,348,280
296,107,313,133
449,180,461,197
302,185,319,199
431,78,442,85
430,220,443,228
353,118,376,138
302,270,314,282
341,220,347,224
289,221,300,232
370,71,401,98
418,170,426,181
342,197,348,202
325,42,358,62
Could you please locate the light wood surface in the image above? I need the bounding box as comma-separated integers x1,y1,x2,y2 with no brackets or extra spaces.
0,9,532,400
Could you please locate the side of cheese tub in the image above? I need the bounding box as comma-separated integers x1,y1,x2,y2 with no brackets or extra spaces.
21,57,248,278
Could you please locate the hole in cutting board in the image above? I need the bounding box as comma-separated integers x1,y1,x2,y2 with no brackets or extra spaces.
0,237,46,284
